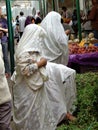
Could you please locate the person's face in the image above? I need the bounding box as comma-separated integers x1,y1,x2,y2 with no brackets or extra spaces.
31,19,35,24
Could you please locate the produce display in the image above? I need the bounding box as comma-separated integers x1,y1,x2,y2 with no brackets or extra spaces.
69,43,98,54
68,32,98,73
68,32,98,54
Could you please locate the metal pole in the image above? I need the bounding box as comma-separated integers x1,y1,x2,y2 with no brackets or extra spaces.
43,0,45,17
39,0,43,18
45,0,48,14
52,0,55,11
6,0,15,74
76,0,82,41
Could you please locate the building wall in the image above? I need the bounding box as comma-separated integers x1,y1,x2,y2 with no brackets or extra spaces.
59,0,74,9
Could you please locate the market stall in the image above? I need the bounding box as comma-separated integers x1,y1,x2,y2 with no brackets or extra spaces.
68,34,98,73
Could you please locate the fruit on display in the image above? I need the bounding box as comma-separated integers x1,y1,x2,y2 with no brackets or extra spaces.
68,32,98,54
69,43,98,54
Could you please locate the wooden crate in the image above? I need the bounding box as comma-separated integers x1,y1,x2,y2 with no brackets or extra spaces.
69,63,98,73
79,65,98,73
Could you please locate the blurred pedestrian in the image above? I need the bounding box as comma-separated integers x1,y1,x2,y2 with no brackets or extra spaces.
0,7,10,78
25,15,35,27
87,0,98,39
0,44,12,130
35,10,42,24
72,9,78,35
18,11,26,38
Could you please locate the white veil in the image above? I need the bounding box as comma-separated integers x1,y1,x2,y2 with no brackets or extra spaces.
15,24,47,58
40,11,69,64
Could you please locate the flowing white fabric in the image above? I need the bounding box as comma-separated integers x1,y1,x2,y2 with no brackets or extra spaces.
13,54,57,130
40,11,77,121
12,24,76,130
45,62,76,123
13,24,57,130
15,24,47,58
40,11,69,65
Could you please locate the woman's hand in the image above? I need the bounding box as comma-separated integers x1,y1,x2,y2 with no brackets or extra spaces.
37,58,47,68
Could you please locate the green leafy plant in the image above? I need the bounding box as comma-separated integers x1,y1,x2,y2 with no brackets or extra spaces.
57,72,98,130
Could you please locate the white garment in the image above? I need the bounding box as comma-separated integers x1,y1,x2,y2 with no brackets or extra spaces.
41,11,69,65
0,44,11,105
13,24,57,130
13,53,56,130
15,24,46,57
45,62,76,123
12,24,76,129
12,60,76,126
19,16,26,32
40,12,76,120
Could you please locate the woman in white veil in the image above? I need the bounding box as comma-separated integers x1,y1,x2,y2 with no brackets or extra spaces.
40,11,69,65
12,24,57,130
40,11,77,122
12,24,76,130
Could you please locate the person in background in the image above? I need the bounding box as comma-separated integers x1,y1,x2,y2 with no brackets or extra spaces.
0,43,12,130
0,7,10,78
25,15,35,27
35,10,42,24
72,9,78,36
15,15,19,25
87,0,98,39
81,10,92,34
61,6,67,18
61,18,74,34
18,11,26,38
13,15,20,43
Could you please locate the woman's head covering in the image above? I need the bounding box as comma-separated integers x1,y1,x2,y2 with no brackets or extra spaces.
41,11,65,39
35,10,40,18
15,24,47,58
35,10,42,24
25,16,32,27
25,16,35,27
40,11,68,64
41,11,68,46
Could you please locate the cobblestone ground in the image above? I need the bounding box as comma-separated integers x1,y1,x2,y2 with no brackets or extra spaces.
7,40,17,130
7,77,15,130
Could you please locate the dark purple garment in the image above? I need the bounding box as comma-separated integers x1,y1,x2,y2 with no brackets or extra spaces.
0,18,8,43
0,101,12,130
25,16,32,27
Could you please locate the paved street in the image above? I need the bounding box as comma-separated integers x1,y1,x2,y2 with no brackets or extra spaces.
7,77,15,130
